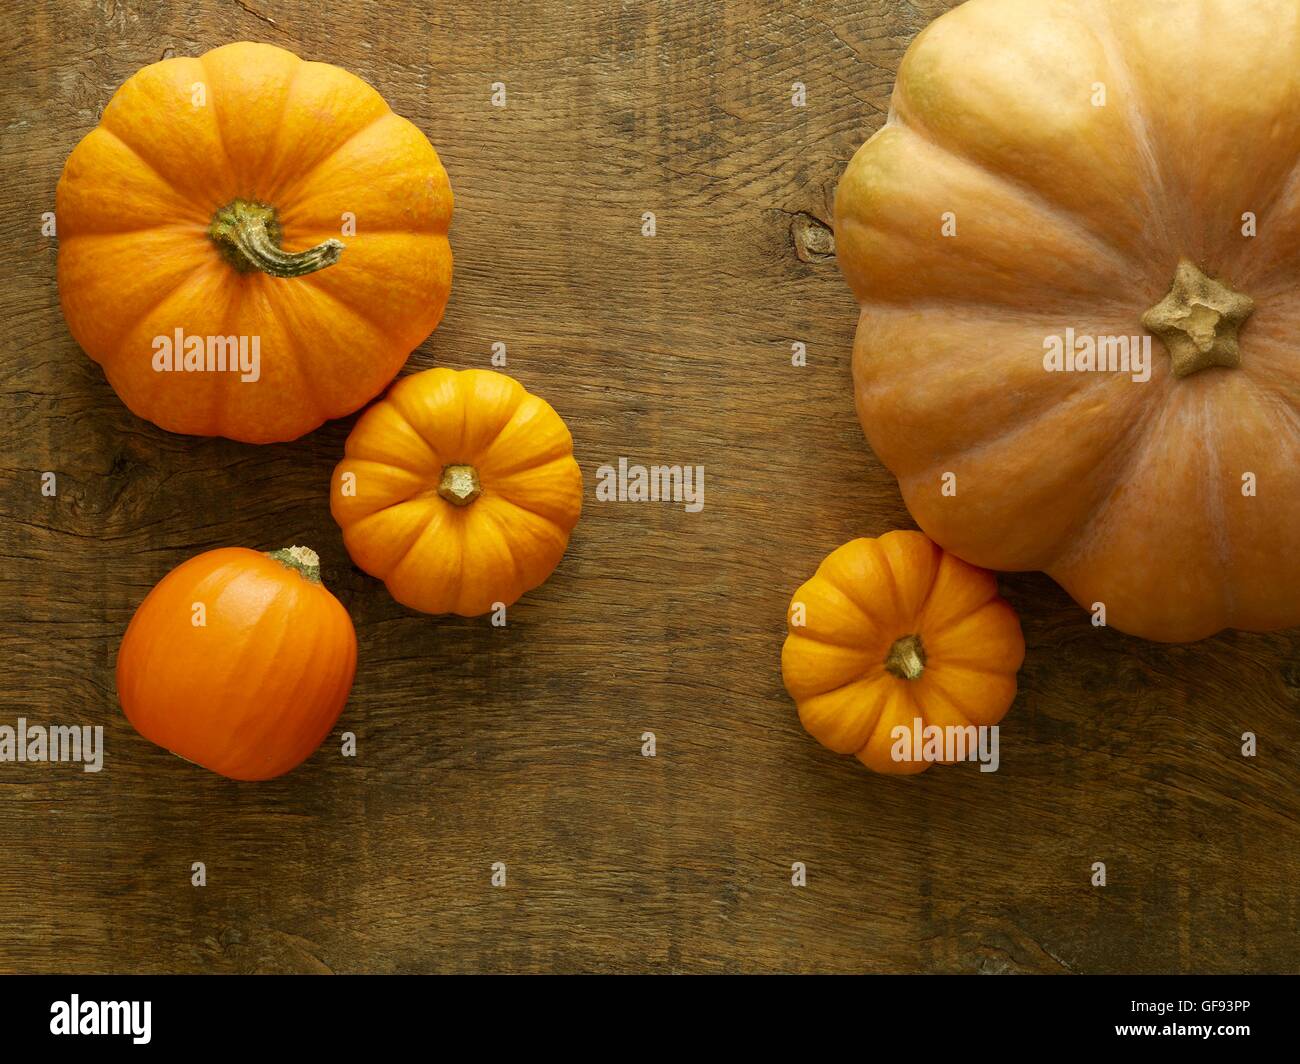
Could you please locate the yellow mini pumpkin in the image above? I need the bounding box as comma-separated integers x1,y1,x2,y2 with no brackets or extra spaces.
782,531,1024,774
331,368,583,616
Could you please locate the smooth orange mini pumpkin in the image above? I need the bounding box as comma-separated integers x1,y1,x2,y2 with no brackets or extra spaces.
782,531,1024,774
836,0,1300,641
117,546,357,781
331,368,583,616
57,41,453,443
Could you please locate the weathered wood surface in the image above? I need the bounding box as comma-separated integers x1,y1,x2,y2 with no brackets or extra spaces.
1,0,1296,974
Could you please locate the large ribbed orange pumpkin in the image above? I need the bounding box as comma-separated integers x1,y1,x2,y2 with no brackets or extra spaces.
57,41,453,443
836,0,1300,642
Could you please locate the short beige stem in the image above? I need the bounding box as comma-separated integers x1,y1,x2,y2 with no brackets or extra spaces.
1142,259,1253,377
885,634,926,681
437,464,482,506
267,545,322,584
210,199,343,277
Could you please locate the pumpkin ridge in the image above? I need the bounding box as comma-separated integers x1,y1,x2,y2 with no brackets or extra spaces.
889,371,1160,570
475,505,526,606
483,459,583,527
818,541,897,634
273,108,397,206
90,126,215,219
909,681,978,733
1039,391,1173,576
886,110,1149,270
841,123,1138,296
349,502,439,580
915,576,997,635
100,258,226,366
1084,0,1183,256
857,308,1144,463
294,260,410,346
478,492,575,552
253,54,305,202
197,51,240,202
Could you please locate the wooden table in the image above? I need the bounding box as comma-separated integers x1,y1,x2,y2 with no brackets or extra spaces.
3,0,1297,974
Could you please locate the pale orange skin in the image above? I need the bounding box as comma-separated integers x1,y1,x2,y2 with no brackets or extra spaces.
331,368,584,617
835,0,1300,641
782,532,1024,774
116,548,358,781
57,41,453,443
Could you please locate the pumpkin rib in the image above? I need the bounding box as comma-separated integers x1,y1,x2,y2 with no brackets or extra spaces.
910,681,978,733
1081,0,1183,256
246,52,303,196
1040,393,1175,577
889,0,1164,263
478,492,574,562
887,110,1144,270
100,258,228,368
484,507,527,601
787,574,885,651
487,457,584,526
292,261,409,347
887,368,1163,571
80,127,214,222
843,120,1139,298
852,306,1150,454
344,504,434,581
272,108,398,207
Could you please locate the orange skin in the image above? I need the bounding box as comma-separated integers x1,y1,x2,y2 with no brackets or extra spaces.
116,547,357,781
331,368,583,617
835,0,1300,641
782,532,1024,774
57,41,453,443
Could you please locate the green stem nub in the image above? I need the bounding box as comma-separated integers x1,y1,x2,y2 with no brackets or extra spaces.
437,464,482,506
885,633,926,681
210,199,343,277
267,545,322,584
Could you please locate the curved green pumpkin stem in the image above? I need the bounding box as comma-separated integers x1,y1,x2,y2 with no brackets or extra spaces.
210,199,343,278
267,545,322,584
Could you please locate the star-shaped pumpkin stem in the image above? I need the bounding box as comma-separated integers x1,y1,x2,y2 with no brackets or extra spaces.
437,463,482,506
1142,260,1254,378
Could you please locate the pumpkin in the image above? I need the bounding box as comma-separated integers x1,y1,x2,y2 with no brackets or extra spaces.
782,531,1024,774
56,41,453,443
330,367,583,616
834,0,1300,642
116,546,357,781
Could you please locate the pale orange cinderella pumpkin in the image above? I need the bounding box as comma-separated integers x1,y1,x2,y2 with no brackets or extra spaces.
117,546,357,781
331,368,583,616
835,0,1300,641
782,532,1024,774
57,41,452,443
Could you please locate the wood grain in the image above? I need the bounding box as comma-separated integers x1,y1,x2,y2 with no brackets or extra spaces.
1,0,1297,974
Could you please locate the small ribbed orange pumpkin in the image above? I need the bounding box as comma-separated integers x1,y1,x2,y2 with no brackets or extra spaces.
57,41,453,443
782,531,1024,774
116,546,357,781
331,368,583,616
